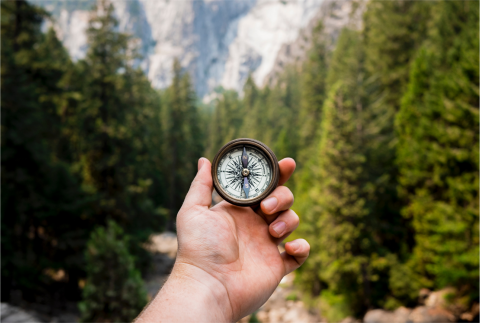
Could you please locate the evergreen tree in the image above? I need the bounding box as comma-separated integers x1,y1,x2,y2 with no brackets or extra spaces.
205,89,243,159
294,29,380,320
79,220,147,322
291,21,329,205
296,29,410,321
162,59,203,228
358,3,433,304
239,75,264,140
296,22,328,165
395,0,479,301
74,0,162,236
363,0,431,110
1,0,91,301
265,67,302,164
301,81,369,321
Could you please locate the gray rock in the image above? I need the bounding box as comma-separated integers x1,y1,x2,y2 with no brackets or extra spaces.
364,307,412,323
264,0,365,88
425,288,456,309
36,0,355,99
339,316,361,323
1,303,41,323
408,306,455,323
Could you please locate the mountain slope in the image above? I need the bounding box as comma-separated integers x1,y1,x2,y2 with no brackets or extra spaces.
37,0,359,97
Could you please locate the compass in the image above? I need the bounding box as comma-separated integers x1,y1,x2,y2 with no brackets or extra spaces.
212,138,280,207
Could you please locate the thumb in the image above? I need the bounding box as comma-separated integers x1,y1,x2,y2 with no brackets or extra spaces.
181,157,213,210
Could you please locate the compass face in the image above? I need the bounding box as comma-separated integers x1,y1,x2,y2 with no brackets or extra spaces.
216,145,273,200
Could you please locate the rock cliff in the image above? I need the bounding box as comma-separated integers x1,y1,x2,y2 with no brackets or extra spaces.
37,0,358,98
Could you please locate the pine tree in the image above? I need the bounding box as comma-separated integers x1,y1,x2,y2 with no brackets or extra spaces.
395,0,479,300
265,67,302,164
162,59,203,228
296,21,328,166
239,74,264,140
37,28,81,162
293,24,435,318
1,0,91,301
79,221,147,322
363,0,431,110
205,88,243,159
291,21,329,207
358,3,434,304
294,29,378,320
75,0,160,224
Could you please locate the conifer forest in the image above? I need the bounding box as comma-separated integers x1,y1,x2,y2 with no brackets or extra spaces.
1,0,478,322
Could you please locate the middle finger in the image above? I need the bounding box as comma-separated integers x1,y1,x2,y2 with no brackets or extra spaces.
258,186,294,224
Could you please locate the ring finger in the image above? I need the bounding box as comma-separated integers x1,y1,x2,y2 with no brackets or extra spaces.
269,209,300,244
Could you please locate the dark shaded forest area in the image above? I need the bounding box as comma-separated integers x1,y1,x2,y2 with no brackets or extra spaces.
1,0,478,322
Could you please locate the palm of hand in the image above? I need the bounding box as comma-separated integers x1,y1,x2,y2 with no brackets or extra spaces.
172,157,309,322
177,202,285,318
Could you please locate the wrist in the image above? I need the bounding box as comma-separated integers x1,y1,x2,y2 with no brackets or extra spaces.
137,261,233,323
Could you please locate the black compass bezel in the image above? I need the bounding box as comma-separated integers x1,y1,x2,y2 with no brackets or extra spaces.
212,138,280,207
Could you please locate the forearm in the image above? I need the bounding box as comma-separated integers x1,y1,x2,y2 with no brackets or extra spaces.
136,262,233,323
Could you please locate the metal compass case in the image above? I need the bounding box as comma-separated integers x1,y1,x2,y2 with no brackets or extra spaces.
212,138,280,207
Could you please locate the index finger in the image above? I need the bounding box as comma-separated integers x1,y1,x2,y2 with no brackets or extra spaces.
278,158,296,186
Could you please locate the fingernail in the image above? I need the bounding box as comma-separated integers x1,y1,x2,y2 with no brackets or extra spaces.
262,197,278,212
272,221,286,236
288,241,300,252
198,158,204,171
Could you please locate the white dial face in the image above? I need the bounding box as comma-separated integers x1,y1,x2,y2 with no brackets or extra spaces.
216,145,273,200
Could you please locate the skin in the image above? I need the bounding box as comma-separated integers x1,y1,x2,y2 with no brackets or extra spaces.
136,157,310,323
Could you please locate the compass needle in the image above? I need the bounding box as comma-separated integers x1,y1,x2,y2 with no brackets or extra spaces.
242,146,248,168
243,177,250,198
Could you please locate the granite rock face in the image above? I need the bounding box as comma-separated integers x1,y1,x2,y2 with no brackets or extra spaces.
264,0,364,87
37,0,339,98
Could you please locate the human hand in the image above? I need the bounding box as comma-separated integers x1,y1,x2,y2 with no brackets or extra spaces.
137,157,310,323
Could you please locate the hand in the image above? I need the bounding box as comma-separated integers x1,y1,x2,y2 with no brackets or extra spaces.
136,157,310,323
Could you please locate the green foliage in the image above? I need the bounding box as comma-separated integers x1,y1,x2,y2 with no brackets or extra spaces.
205,68,302,190
74,0,157,227
285,292,299,301
293,3,442,315
79,220,147,322
300,80,371,318
363,0,431,109
294,28,396,316
318,290,353,323
1,0,93,301
3,0,478,320
248,311,260,323
1,0,171,305
161,59,204,228
395,0,479,298
360,2,433,268
296,22,328,166
205,88,243,159
71,0,167,269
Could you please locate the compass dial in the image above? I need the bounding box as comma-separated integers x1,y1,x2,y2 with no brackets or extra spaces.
216,146,273,200
212,138,280,206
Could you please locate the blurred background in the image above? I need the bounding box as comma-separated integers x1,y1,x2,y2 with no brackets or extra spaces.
1,0,478,322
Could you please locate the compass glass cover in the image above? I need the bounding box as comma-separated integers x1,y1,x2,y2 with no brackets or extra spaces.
216,145,273,200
